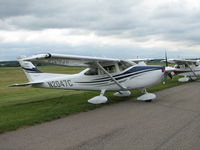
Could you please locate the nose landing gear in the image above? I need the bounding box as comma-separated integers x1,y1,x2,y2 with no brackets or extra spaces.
137,89,156,102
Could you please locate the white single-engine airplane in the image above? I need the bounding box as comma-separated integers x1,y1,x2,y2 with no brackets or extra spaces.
168,59,200,82
11,53,167,104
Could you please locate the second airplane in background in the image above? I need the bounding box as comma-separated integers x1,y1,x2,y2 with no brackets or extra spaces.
168,59,200,82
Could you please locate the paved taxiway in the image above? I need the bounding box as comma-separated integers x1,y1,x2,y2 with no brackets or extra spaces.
0,82,200,150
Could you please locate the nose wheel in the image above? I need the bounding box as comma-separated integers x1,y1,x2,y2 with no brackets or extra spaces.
137,89,156,102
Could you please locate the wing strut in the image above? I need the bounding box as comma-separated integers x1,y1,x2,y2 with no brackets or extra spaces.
185,62,198,78
96,61,127,90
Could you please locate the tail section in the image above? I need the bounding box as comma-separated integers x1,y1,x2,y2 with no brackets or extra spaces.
18,60,42,82
11,57,66,87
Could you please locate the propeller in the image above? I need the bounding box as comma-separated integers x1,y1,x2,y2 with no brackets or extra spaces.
163,50,174,84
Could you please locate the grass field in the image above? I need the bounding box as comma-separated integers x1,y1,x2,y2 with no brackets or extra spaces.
0,65,183,134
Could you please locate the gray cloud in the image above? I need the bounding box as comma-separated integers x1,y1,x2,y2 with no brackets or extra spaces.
1,40,200,61
0,0,141,30
1,0,200,60
0,42,166,61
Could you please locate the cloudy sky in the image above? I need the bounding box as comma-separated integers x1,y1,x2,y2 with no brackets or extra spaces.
1,0,200,60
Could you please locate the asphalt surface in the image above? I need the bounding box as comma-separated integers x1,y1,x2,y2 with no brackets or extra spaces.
0,82,200,150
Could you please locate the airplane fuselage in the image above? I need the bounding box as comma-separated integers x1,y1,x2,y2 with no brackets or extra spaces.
33,65,165,91
12,54,168,103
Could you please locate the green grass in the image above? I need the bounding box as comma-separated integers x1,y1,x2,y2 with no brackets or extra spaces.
0,66,183,134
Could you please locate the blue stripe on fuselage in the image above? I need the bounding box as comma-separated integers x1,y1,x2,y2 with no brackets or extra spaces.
123,66,164,74
92,66,164,81
77,66,165,84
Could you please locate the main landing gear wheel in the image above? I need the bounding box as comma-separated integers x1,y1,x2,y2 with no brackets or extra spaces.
136,89,156,102
178,76,190,82
145,100,152,102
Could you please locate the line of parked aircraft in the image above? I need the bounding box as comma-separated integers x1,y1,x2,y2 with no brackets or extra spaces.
11,53,200,104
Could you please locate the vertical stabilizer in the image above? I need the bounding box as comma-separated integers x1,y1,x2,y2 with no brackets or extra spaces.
18,60,42,82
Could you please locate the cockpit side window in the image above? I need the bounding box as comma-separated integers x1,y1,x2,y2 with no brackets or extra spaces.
118,62,131,71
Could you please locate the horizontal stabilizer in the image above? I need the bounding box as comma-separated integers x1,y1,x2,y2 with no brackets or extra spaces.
10,81,43,87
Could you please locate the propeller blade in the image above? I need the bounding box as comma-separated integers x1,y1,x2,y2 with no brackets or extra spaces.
165,50,168,67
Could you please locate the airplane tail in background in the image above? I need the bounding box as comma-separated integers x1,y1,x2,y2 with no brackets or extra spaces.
18,60,43,82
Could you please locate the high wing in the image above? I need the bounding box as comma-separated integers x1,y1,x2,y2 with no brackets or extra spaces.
128,58,154,66
22,53,122,67
168,59,200,65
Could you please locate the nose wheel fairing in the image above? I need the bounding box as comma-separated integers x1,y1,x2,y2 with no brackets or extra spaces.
137,89,156,102
137,93,156,101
